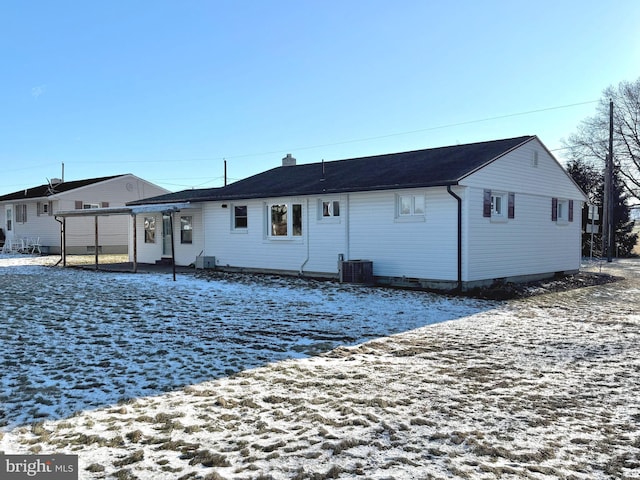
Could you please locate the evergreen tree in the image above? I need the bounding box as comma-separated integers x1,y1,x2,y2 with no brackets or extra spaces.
566,158,637,257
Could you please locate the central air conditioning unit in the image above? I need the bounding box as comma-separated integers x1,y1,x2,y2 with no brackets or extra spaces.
340,260,374,284
195,256,216,269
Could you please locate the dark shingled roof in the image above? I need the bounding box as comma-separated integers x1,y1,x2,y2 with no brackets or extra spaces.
129,136,534,205
0,175,126,201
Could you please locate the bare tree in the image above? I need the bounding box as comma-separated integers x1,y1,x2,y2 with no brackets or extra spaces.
563,77,640,205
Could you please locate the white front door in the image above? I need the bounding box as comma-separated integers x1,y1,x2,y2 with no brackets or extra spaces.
5,205,13,240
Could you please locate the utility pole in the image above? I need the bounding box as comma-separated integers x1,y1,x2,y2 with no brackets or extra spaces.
602,99,614,262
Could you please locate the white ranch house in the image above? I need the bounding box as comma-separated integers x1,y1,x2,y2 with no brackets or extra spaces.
127,135,586,290
0,174,169,255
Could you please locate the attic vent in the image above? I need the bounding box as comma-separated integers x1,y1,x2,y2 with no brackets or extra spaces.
282,153,296,167
532,151,539,168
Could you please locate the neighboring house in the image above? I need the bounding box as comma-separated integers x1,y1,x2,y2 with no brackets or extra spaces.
127,136,588,290
0,174,169,254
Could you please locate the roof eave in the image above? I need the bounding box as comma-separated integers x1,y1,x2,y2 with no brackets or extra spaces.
171,180,461,203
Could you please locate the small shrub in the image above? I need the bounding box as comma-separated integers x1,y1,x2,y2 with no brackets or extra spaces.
114,450,144,467
85,463,105,472
187,449,230,468
126,430,143,443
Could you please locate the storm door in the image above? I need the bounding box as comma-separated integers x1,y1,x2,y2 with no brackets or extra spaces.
162,215,172,256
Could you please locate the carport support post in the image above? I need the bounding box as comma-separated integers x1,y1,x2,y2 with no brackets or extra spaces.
62,217,67,267
94,215,99,271
170,212,176,281
132,214,138,273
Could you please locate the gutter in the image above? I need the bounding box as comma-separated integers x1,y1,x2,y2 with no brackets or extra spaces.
446,185,462,292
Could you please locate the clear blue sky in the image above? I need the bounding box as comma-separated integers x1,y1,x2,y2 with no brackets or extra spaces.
1,0,639,195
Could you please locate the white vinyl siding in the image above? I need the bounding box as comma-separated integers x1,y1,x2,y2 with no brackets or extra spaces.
349,188,457,280
462,139,585,200
462,138,584,281
204,198,310,273
200,189,458,279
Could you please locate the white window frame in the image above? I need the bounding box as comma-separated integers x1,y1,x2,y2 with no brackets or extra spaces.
232,204,248,232
491,192,507,219
396,194,426,222
15,204,27,223
266,202,303,239
318,199,341,223
83,203,100,210
557,199,570,224
180,215,193,244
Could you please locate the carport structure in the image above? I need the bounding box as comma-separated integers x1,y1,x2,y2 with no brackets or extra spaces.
54,202,190,279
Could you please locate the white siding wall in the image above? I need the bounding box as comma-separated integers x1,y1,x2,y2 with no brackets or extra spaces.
305,195,348,274
2,201,61,248
464,188,582,281
204,198,311,272
462,138,585,198
197,189,458,279
461,138,585,281
348,188,458,280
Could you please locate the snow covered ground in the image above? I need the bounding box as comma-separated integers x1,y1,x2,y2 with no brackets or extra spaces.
1,255,639,479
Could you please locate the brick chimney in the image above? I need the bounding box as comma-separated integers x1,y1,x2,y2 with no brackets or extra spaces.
282,153,296,166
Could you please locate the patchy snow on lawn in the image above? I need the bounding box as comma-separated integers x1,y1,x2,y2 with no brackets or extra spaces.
0,255,493,431
1,255,639,479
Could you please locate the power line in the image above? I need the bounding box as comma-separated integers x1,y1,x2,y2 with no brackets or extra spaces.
56,99,600,167
222,100,600,160
3,99,599,192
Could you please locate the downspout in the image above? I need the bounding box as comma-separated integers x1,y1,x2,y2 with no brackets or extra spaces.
54,215,66,267
446,185,462,292
299,198,310,275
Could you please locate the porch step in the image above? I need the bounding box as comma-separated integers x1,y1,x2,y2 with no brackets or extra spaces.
155,258,174,266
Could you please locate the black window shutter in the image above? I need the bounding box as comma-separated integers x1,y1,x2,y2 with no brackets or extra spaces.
75,200,83,210
483,189,492,217
568,200,574,222
508,193,515,219
101,202,109,208
552,198,558,221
